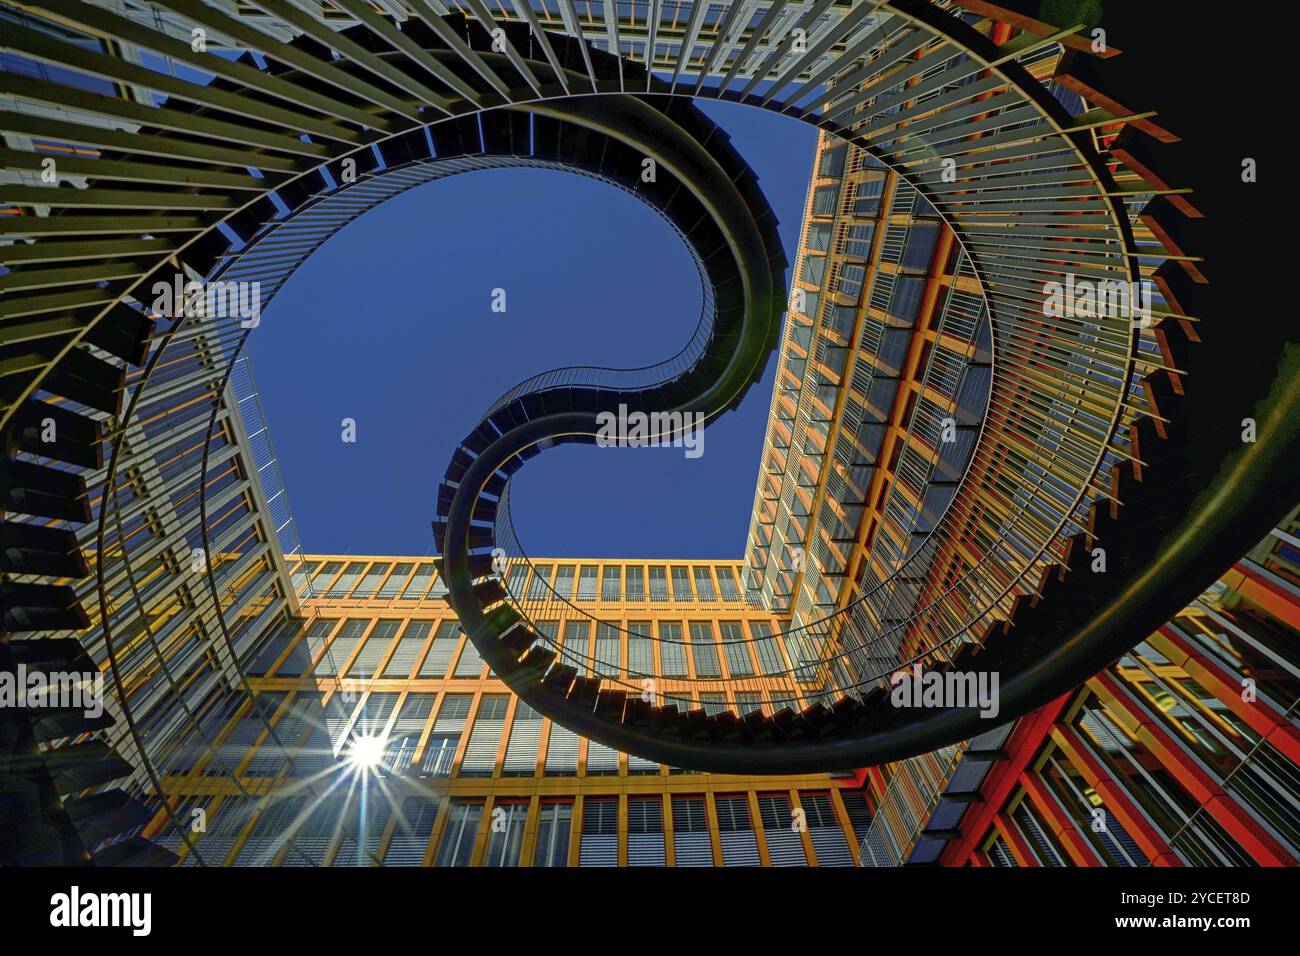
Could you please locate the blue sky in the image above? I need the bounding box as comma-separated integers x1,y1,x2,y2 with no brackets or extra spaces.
248,100,815,558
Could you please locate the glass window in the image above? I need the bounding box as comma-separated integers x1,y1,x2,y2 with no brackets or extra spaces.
842,223,875,259
806,221,832,252
671,567,692,602
533,801,572,867
649,566,669,602
689,622,721,678
564,621,595,671
377,563,412,599
327,562,365,598
601,566,621,601
812,185,838,216
659,622,687,678
751,621,787,675
804,255,826,287
351,563,390,598
553,565,575,599
692,567,717,602
594,623,621,678
435,801,482,867
484,801,527,867
720,622,754,677
527,565,552,600
716,566,741,601
627,622,653,676
625,566,645,601
577,566,598,601
400,563,434,600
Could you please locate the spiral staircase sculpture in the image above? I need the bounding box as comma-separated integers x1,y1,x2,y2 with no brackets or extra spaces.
2,0,1296,863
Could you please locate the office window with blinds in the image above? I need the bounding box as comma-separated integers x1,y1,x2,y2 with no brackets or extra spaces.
418,622,459,678
460,695,509,777
720,622,755,676
284,692,330,775
670,566,692,601
544,720,579,775
323,694,356,755
156,798,212,858
352,692,398,740
534,801,572,867
289,560,318,597
627,621,653,676
278,801,335,867
309,561,342,593
333,794,393,867
627,797,665,866
625,566,645,600
659,622,687,677
325,562,365,598
716,795,760,866
428,568,448,600
689,622,722,677
580,797,618,866
421,695,469,777
552,565,575,599
1013,801,1067,866
351,563,389,598
802,793,853,866
586,738,620,776
527,564,552,600
594,623,621,678
505,565,527,600
452,638,484,679
231,796,304,866
382,621,430,678
316,619,367,676
435,801,482,867
760,794,808,865
244,616,297,677
692,567,717,601
377,562,412,599
386,695,433,774
716,566,741,601
839,788,873,852
382,797,438,866
600,565,621,601
346,620,399,678
243,692,290,776
649,566,669,601
502,702,542,775
400,563,435,599
214,713,265,779
576,566,598,600
563,620,591,672
672,796,712,866
483,801,528,867
279,618,335,677
700,693,727,717
750,621,788,676
198,797,255,867
735,692,763,716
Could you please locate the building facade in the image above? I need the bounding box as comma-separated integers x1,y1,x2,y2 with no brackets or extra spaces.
147,557,873,867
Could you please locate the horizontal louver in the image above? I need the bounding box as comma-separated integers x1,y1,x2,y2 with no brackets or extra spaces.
502,702,541,775
628,799,665,866
673,797,712,867
382,798,438,866
580,798,618,867
544,722,579,775
382,621,430,677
